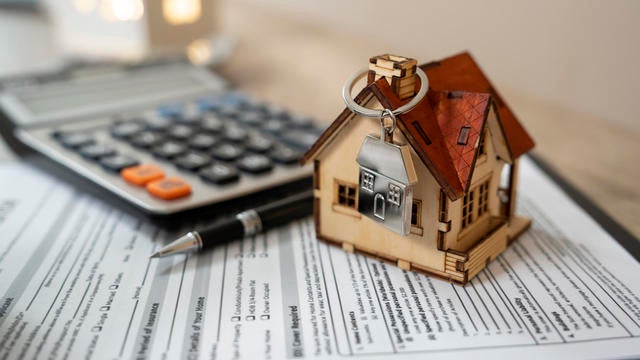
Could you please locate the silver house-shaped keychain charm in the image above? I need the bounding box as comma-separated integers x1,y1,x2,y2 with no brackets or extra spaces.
341,66,428,236
356,112,418,235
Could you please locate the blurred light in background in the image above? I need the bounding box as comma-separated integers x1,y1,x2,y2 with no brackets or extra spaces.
73,0,96,14
162,0,202,25
43,0,216,63
100,0,144,22
186,38,212,65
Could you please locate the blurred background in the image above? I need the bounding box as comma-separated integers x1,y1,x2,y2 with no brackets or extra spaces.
0,0,638,235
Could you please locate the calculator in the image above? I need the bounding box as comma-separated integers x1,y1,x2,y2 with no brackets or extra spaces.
0,61,322,215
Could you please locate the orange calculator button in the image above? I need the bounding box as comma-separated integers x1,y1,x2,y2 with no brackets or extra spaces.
146,177,192,200
121,164,165,186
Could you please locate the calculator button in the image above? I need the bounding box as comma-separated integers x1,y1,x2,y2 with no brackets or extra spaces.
197,98,222,112
145,115,172,131
217,106,240,119
223,91,250,105
157,104,184,118
152,141,187,159
199,93,245,111
200,114,225,133
269,146,301,164
223,125,248,142
50,130,64,139
111,122,144,139
246,135,273,153
199,164,239,185
121,164,165,186
78,143,116,160
58,133,95,149
175,113,202,125
188,134,219,150
147,177,191,200
281,130,318,150
100,155,139,172
262,119,286,134
236,154,273,174
173,152,212,171
288,115,314,128
211,143,245,161
167,125,194,140
241,97,266,111
265,105,288,119
131,131,165,148
237,111,264,126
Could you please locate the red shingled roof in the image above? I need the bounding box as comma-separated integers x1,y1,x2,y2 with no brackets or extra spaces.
371,81,491,199
302,52,534,200
423,52,534,158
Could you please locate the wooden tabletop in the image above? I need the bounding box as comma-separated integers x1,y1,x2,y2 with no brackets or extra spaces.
217,2,640,239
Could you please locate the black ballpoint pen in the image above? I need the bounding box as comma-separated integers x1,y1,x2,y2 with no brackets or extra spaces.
150,190,314,258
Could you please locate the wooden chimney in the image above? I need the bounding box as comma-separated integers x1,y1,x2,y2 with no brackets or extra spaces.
367,54,418,99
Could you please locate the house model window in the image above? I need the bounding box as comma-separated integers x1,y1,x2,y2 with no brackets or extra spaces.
477,180,489,217
478,129,487,156
411,199,422,227
336,181,357,209
461,179,491,229
461,191,474,229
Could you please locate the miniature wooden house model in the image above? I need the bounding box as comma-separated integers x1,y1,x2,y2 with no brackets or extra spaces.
301,52,535,284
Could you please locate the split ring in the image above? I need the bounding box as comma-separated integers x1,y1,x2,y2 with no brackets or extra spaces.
342,67,429,119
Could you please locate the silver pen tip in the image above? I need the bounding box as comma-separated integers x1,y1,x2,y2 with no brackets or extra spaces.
148,232,202,259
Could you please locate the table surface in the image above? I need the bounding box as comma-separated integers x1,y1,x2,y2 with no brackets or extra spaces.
1,4,638,239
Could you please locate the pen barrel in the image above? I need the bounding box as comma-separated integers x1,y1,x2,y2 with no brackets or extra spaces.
257,200,313,230
199,217,245,250
198,190,313,251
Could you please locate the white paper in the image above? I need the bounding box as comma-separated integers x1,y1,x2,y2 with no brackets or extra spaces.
0,157,639,360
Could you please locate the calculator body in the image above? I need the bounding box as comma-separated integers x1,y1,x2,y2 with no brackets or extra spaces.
0,61,318,215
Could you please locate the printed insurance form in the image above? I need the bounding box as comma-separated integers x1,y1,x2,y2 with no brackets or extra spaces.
1,157,639,360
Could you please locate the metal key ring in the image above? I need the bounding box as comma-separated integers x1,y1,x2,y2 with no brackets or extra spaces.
342,67,429,119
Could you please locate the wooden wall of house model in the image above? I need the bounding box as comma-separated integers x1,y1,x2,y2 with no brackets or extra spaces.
301,52,535,284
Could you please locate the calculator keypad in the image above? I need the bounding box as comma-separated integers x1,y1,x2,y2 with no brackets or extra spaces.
47,91,322,208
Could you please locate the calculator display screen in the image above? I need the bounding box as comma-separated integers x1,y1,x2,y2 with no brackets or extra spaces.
7,65,216,125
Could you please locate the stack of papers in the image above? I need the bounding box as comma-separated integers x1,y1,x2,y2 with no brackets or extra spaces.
0,157,639,359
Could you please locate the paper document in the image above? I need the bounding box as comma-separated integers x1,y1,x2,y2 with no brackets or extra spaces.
0,157,639,360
